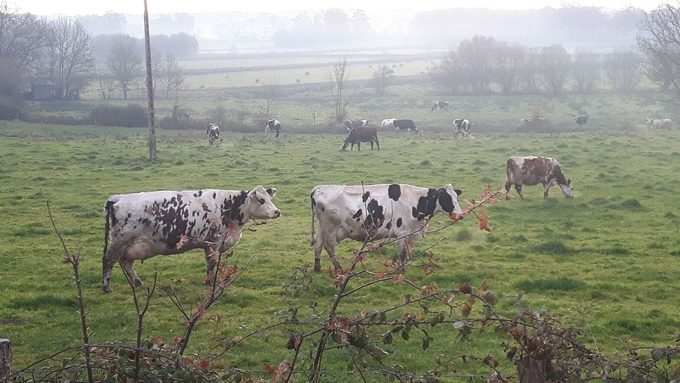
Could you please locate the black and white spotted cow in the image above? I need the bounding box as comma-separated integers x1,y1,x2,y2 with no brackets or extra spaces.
505,156,572,199
381,118,395,129
393,119,418,133
206,123,222,146
310,183,463,272
431,101,449,111
452,118,471,139
265,119,282,137
102,186,280,292
575,115,588,128
343,119,368,131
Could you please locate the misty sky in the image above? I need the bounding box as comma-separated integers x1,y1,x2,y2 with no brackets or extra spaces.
11,0,668,15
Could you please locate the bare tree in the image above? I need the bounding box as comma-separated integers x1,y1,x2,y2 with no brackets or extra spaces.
429,51,465,95
572,49,601,93
330,57,348,123
106,34,142,99
157,53,184,98
519,47,541,93
492,41,525,94
43,17,94,99
603,49,641,91
367,65,394,95
538,44,571,94
638,4,680,95
457,35,496,93
0,3,48,94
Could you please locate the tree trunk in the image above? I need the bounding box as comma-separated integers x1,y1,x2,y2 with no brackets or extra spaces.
0,339,10,381
143,0,157,160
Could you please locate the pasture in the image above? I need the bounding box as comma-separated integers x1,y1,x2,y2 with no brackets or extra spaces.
1,121,679,379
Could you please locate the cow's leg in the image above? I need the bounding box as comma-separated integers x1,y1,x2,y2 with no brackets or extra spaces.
543,183,550,199
204,247,219,284
119,258,143,288
369,140,374,150
313,232,325,272
357,142,361,151
102,246,122,293
324,241,342,270
395,239,410,273
504,181,512,200
515,184,524,199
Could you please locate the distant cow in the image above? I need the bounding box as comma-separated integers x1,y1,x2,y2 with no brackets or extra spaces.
505,156,573,199
521,117,547,126
575,115,588,128
310,183,463,271
646,118,672,130
393,119,418,133
206,123,222,146
342,127,379,151
431,101,449,111
381,118,395,129
452,118,471,139
102,186,280,292
265,119,282,137
343,119,368,131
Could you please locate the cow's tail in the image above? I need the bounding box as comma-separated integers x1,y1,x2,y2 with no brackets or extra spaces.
103,199,115,255
310,190,316,246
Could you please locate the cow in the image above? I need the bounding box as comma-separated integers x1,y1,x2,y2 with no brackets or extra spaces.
646,118,672,130
341,127,379,151
505,156,573,200
393,119,418,133
265,119,282,137
431,101,449,111
575,115,588,128
310,183,463,272
381,118,395,129
452,118,471,139
343,119,368,131
102,186,281,293
521,117,547,126
206,123,222,147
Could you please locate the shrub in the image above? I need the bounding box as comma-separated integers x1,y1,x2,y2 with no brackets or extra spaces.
0,103,21,120
91,104,147,127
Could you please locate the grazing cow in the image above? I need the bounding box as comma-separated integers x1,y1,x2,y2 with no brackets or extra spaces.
102,186,280,292
575,115,588,128
342,127,379,151
452,118,471,139
431,101,449,111
393,119,418,133
521,117,547,126
343,119,368,131
206,123,222,147
505,156,573,199
310,183,463,271
646,118,672,130
381,118,395,129
265,119,282,137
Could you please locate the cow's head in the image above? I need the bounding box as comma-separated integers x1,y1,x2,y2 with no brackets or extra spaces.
245,186,280,219
559,179,573,198
438,184,464,221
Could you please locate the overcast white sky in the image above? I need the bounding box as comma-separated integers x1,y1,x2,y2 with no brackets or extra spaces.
10,0,668,15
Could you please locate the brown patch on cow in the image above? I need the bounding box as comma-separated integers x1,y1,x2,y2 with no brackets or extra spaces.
202,202,212,212
521,157,552,177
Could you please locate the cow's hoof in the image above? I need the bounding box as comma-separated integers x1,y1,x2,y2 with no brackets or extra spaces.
103,286,112,294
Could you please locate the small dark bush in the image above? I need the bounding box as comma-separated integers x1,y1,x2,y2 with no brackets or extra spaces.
533,240,574,255
619,199,644,210
0,103,21,120
514,276,583,292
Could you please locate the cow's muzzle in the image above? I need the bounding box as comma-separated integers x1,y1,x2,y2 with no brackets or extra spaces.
449,212,464,221
272,210,281,218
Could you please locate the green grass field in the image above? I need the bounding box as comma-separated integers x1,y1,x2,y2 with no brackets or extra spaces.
1,121,679,379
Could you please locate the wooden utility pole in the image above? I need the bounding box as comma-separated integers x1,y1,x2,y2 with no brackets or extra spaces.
143,0,157,160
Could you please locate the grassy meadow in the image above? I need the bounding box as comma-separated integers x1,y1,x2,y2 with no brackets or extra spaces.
1,121,679,379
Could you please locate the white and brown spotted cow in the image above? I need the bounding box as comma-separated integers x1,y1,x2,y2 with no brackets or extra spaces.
505,156,572,199
102,186,280,292
310,183,463,272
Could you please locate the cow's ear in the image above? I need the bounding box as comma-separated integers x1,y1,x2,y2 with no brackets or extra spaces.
454,189,463,196
266,187,277,198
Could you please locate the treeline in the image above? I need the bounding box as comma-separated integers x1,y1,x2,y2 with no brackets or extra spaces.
429,35,646,95
0,4,197,103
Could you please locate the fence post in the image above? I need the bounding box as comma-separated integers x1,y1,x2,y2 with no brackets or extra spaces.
0,339,10,382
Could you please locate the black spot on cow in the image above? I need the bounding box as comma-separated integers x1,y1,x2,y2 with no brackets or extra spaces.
106,200,117,226
353,209,363,222
396,218,403,228
311,194,316,207
386,221,392,230
362,191,370,202
364,199,385,228
212,192,217,199
221,191,247,227
412,188,438,221
388,184,401,201
437,189,455,214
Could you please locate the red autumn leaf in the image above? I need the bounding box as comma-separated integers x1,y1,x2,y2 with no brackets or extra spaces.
374,272,385,280
392,274,405,282
480,281,489,298
459,281,472,294
476,206,491,232
199,358,210,371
